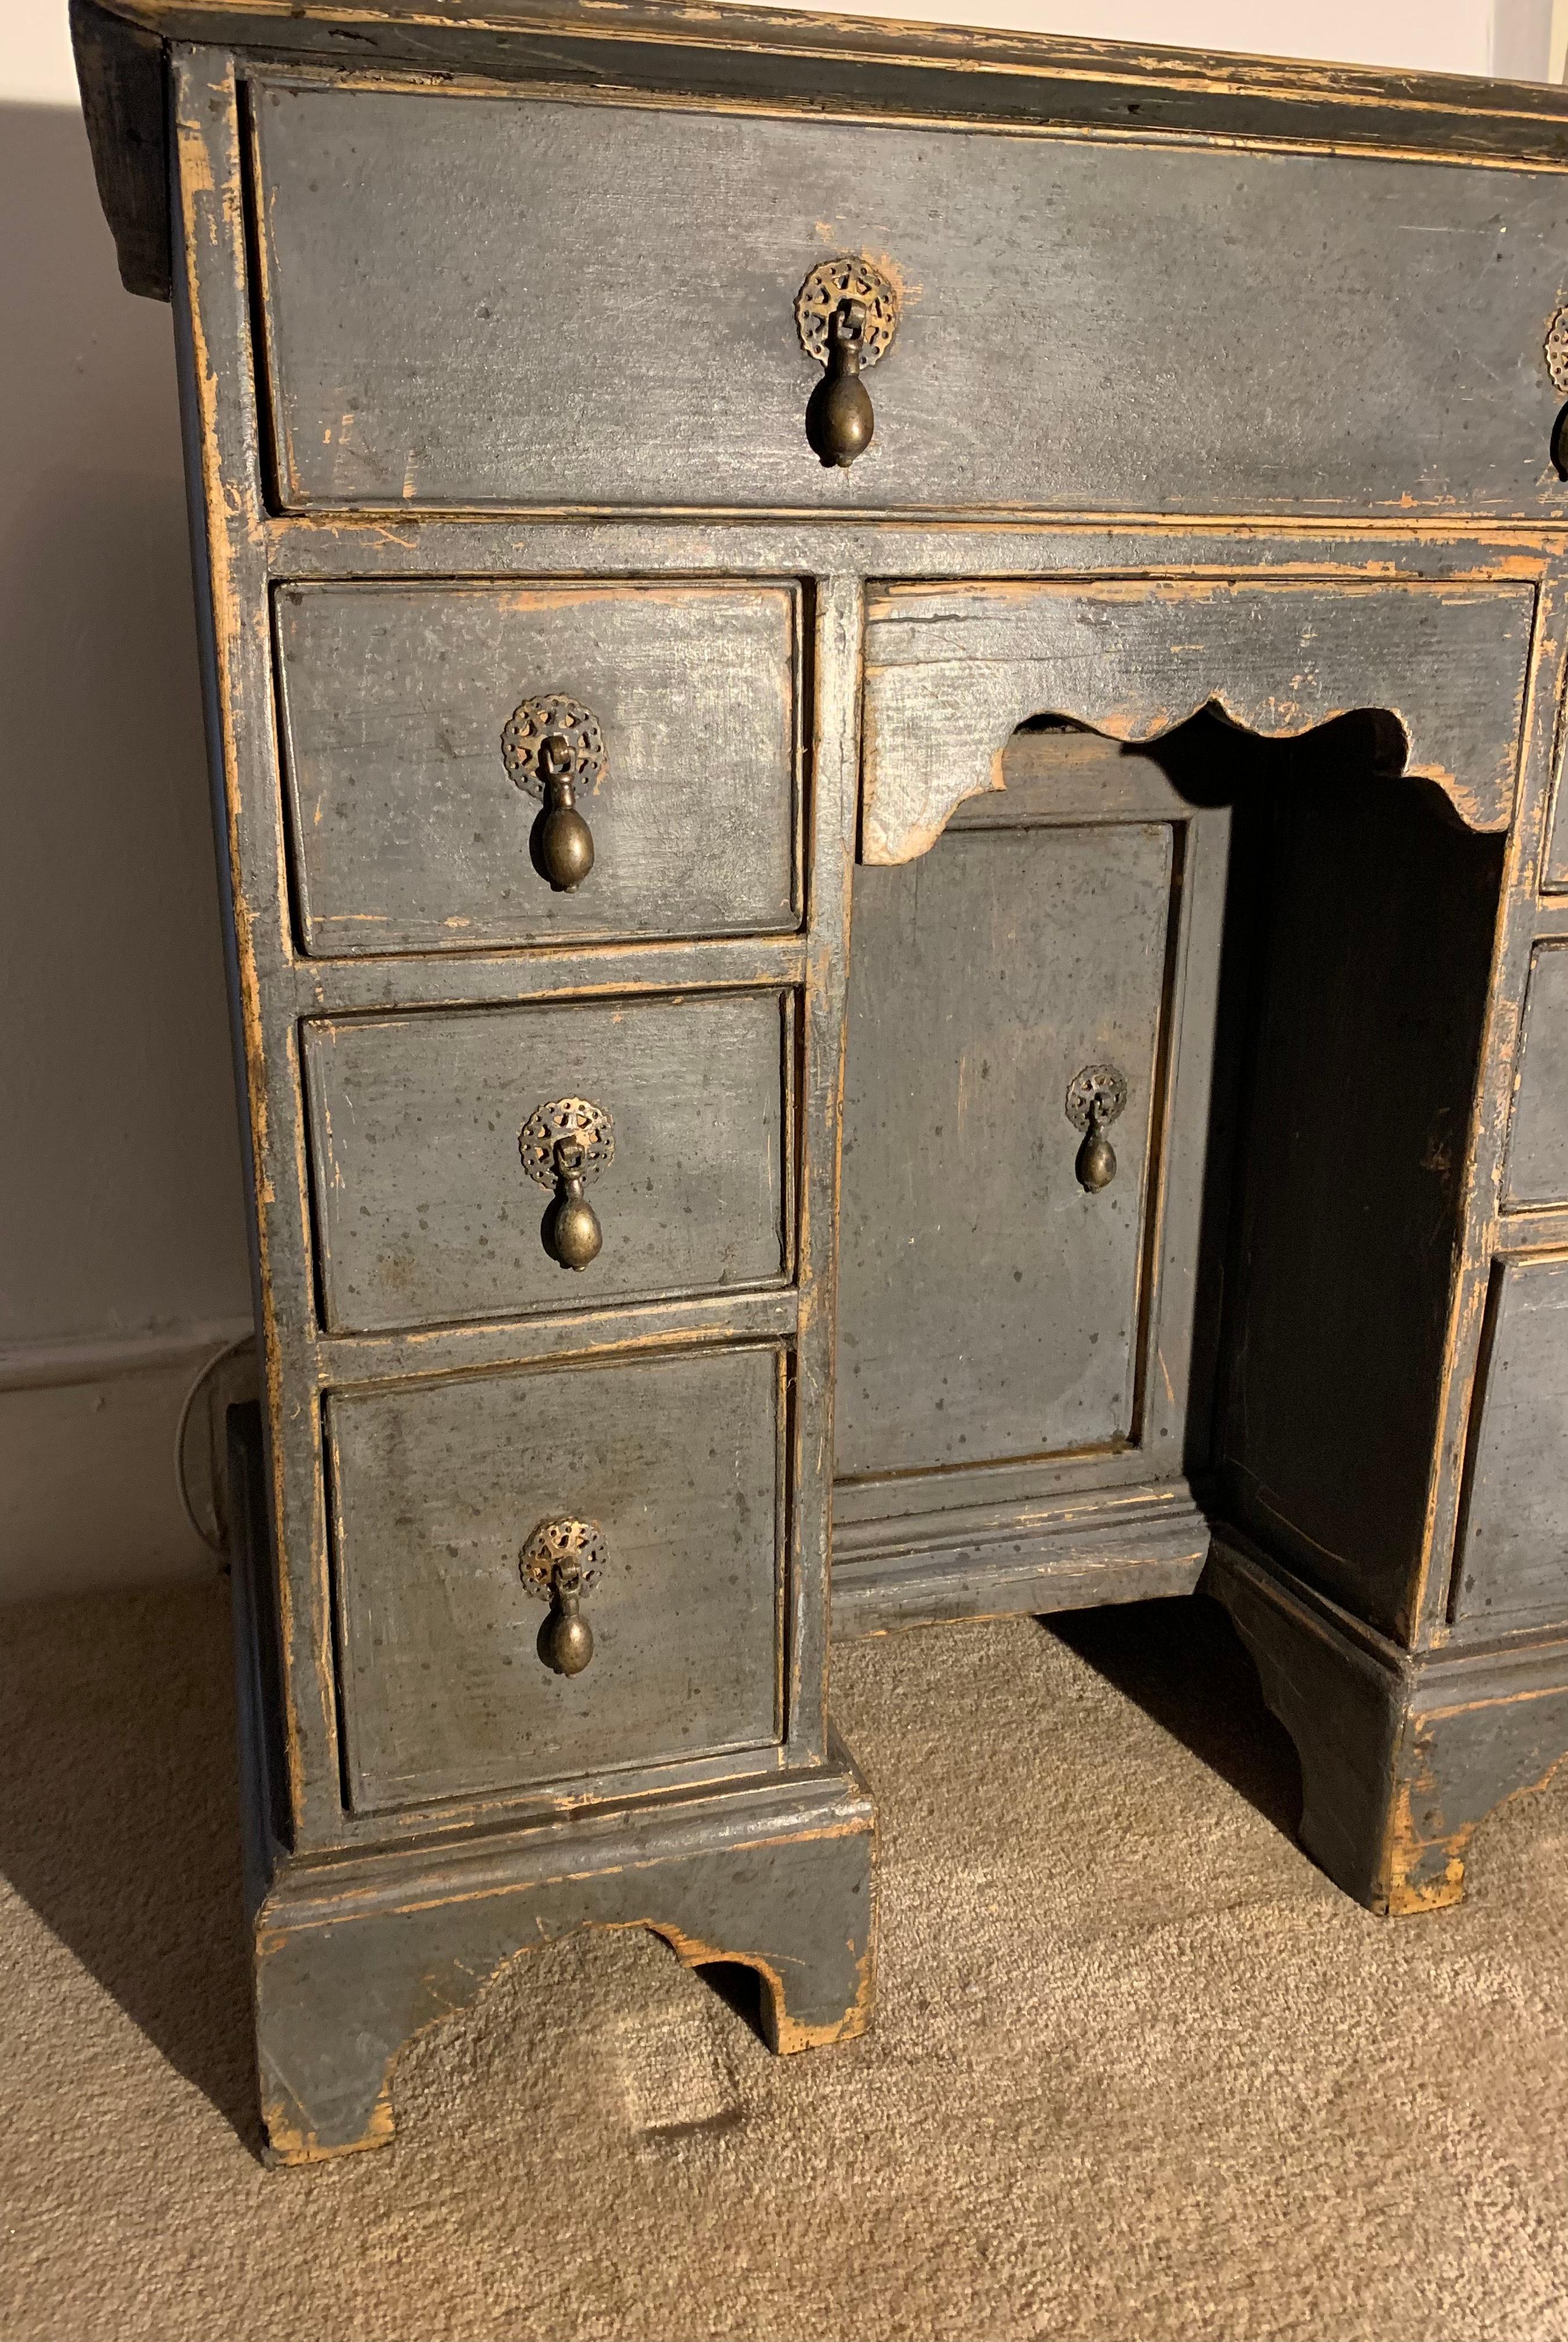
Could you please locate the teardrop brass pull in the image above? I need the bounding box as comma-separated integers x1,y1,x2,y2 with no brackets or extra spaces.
536,735,595,890
1076,1111,1117,1194
807,300,874,468
796,256,900,472
500,695,605,892
519,1098,614,1270
549,1137,602,1268
1065,1065,1129,1195
520,1518,606,1677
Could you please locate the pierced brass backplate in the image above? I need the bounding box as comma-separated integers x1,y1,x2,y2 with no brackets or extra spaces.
519,1516,607,1601
795,256,900,368
501,695,606,802
517,1098,615,1190
519,1097,614,1270
520,1517,607,1678
1547,308,1568,394
1065,1065,1128,1133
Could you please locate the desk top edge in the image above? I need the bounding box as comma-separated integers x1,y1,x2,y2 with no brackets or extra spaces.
72,0,1568,303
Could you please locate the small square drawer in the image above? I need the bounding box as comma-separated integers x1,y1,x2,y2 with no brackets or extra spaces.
275,581,799,956
1505,944,1568,1207
328,1346,785,1810
304,990,793,1334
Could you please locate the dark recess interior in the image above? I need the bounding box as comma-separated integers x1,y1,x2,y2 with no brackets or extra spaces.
1144,709,1504,1640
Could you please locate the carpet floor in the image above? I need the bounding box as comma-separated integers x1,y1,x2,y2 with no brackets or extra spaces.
2,1579,1566,2342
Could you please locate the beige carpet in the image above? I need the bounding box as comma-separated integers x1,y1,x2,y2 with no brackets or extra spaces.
2,1582,1566,2342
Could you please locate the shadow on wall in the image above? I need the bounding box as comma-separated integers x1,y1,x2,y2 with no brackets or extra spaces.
0,105,253,1600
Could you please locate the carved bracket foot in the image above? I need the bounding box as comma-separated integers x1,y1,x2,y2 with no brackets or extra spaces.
251,1766,876,2165
1205,1540,1568,1916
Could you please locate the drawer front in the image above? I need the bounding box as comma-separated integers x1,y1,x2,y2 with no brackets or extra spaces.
254,85,1568,517
304,992,792,1333
1548,764,1568,892
277,581,798,956
1506,946,1568,1207
1452,1258,1568,1633
329,1347,783,1809
836,795,1171,1479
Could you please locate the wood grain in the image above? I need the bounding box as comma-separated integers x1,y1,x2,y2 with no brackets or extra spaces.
837,811,1170,1476
1218,755,1504,1641
276,580,799,954
862,580,1534,861
1504,946,1568,1208
833,727,1231,1612
303,990,792,1334
1450,1256,1568,1634
329,1346,785,1809
1211,1538,1568,1914
250,84,1568,521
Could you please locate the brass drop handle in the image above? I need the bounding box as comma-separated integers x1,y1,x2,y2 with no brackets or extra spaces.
548,1137,602,1270
807,300,875,469
1066,1065,1128,1195
535,735,595,891
796,256,900,472
501,695,604,892
520,1518,606,1678
519,1098,614,1271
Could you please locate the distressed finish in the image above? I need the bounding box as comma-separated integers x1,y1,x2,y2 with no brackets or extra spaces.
1505,945,1568,1205
236,1381,873,2160
1547,766,1568,892
303,990,792,1332
247,82,1568,520
1217,754,1506,1641
70,0,1568,315
276,581,799,954
833,730,1229,1630
1450,1258,1568,1633
253,1790,877,2159
840,820,1170,1468
329,1348,785,1809
862,581,1534,863
76,0,1568,2158
1210,1540,1568,1915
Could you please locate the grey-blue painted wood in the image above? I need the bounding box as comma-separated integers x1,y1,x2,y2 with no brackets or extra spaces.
836,811,1170,1476
252,84,1568,521
75,0,1568,2163
276,580,799,954
329,1346,785,1809
303,990,792,1333
1505,946,1568,1207
1451,1258,1568,1633
833,727,1231,1620
862,580,1533,859
1547,775,1568,893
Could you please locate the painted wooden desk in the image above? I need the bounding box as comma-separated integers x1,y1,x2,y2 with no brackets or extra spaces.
77,0,1568,2159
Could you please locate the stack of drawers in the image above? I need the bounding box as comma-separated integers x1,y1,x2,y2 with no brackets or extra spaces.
281,580,804,1815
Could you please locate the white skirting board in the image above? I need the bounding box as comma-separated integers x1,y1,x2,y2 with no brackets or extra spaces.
0,1323,256,1603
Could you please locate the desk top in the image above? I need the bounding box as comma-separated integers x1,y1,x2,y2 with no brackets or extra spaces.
73,0,1568,300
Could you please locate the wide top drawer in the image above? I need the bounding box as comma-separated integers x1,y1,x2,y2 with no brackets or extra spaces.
251,84,1568,519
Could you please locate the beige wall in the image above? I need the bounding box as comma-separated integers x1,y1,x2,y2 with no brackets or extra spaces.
1,95,253,1599
0,0,1542,1599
